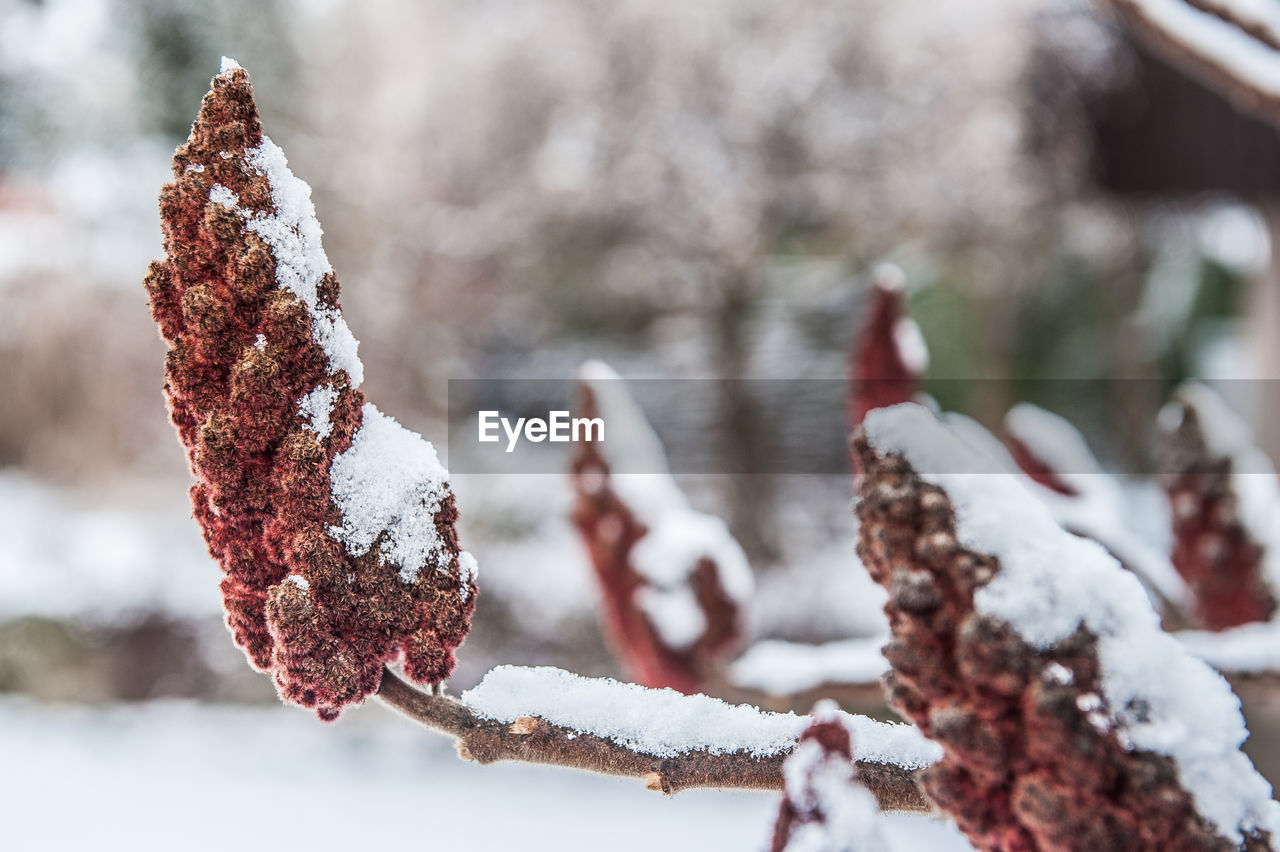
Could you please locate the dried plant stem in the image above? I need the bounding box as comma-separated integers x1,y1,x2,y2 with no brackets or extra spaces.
375,667,931,812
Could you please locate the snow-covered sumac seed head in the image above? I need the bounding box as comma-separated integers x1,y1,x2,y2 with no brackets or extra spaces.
146,61,476,719
852,405,1278,851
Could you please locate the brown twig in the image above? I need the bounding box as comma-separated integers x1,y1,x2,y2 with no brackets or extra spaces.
374,667,931,812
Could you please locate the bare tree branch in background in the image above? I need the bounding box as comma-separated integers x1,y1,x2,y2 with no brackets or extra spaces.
1099,0,1280,128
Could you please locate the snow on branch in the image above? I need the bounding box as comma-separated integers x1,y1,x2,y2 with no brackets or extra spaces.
854,402,1280,850
570,362,753,693
144,63,476,720
848,264,927,428
375,665,935,811
770,701,890,852
1102,0,1280,128
1159,382,1280,630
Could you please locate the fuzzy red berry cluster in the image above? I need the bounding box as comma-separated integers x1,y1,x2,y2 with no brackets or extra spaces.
145,64,475,720
851,430,1267,852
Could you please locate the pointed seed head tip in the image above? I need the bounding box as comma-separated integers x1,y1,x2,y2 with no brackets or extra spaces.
219,56,243,77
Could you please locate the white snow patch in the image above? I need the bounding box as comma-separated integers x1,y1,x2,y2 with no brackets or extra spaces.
1001,404,1191,612
463,666,940,768
1043,662,1074,685
1005,403,1103,479
782,700,890,852
185,163,204,173
218,55,242,76
892,317,929,375
729,637,889,695
862,403,1280,843
253,333,266,350
209,184,237,209
285,574,309,591
297,383,337,440
0,698,972,851
457,551,478,602
635,586,706,649
629,511,753,600
328,403,451,584
1180,621,1280,673
0,473,221,620
207,136,364,387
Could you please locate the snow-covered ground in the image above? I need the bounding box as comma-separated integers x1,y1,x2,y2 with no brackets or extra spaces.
2,698,972,851
0,472,220,622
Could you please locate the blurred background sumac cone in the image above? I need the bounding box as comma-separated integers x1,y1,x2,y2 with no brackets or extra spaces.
570,364,750,693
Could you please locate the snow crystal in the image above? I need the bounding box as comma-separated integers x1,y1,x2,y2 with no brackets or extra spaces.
861,403,1280,843
463,666,940,768
576,362,755,648
209,185,237,209
728,638,889,695
218,55,242,77
185,163,204,173
297,383,337,440
328,403,451,583
254,334,266,350
285,574,309,591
